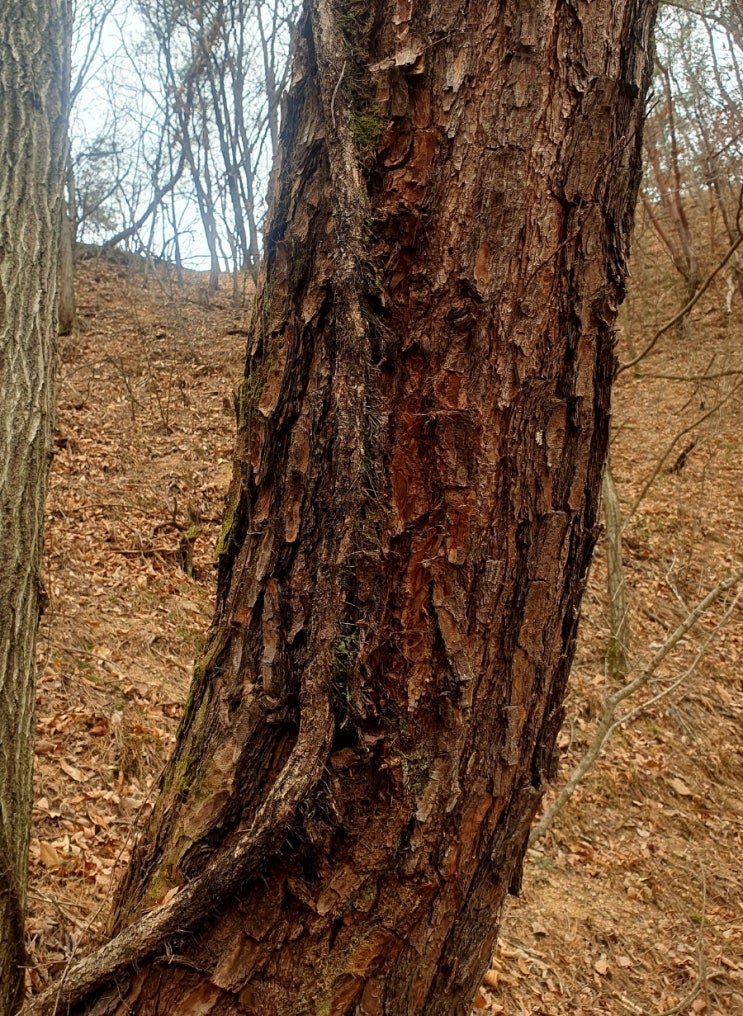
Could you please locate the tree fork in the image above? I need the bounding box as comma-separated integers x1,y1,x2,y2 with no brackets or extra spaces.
25,0,658,1013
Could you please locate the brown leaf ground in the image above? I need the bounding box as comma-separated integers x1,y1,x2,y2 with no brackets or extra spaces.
28,254,246,990
27,245,743,1013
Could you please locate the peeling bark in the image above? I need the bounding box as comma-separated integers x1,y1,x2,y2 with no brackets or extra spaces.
28,1,657,1014
0,2,70,1013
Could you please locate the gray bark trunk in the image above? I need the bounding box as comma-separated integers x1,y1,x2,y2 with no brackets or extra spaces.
0,2,70,1012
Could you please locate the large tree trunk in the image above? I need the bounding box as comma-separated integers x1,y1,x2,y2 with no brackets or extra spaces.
27,1,657,1013
0,2,70,1013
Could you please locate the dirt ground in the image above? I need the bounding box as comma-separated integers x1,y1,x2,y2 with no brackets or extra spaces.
26,247,743,1014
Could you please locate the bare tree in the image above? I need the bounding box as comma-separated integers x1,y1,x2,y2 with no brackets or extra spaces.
66,0,297,279
58,0,119,334
641,5,743,306
642,56,701,297
134,0,296,284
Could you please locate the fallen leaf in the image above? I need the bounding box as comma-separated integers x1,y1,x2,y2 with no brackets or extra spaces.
87,808,109,829
39,841,62,867
60,759,86,782
158,885,181,906
594,956,609,976
669,777,692,797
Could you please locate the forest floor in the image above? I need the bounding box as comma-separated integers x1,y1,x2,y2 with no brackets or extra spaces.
26,250,743,1014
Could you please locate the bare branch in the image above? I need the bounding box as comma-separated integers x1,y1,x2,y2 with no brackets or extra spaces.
623,376,743,525
618,231,743,374
529,564,743,846
603,462,630,680
639,369,743,380
102,152,186,251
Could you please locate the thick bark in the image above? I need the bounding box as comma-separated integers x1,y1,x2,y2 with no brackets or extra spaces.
0,2,70,1013
31,1,656,1014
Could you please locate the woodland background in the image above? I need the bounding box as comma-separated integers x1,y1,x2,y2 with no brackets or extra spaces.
23,1,743,1013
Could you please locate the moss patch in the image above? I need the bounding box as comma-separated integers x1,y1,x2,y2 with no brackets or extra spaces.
351,106,385,153
215,483,241,558
400,748,433,795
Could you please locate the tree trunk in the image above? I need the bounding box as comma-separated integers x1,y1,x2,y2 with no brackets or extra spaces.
58,191,77,336
642,61,701,300
28,1,657,1013
603,462,631,680
0,2,70,1013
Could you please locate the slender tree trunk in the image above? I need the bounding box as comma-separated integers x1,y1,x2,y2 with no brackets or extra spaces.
0,2,70,1013
643,63,700,300
58,189,77,335
28,1,657,1014
603,462,631,680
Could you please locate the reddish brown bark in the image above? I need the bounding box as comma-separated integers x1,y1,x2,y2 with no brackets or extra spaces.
27,1,657,1013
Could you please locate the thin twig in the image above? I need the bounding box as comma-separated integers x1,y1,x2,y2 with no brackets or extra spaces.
330,60,346,129
529,565,743,846
638,368,743,381
617,586,742,730
619,183,743,374
623,377,743,526
618,233,743,373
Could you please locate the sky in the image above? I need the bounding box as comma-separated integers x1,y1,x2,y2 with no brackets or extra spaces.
70,0,291,271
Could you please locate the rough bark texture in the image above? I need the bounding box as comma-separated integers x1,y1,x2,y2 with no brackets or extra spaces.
0,3,70,1013
35,1,656,1013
